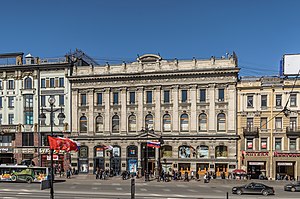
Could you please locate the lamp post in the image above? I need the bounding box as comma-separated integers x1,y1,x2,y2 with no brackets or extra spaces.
39,97,65,199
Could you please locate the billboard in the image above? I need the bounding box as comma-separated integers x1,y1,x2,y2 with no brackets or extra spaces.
283,54,300,76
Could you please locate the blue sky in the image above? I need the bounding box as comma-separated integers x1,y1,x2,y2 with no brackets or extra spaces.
1,0,300,76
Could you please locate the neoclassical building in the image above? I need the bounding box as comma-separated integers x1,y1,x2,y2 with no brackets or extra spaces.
69,53,240,177
237,76,300,180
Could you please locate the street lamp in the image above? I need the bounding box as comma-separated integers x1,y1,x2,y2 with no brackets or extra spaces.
39,97,65,199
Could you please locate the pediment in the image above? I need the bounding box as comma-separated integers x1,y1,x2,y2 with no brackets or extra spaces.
136,131,160,139
137,54,162,63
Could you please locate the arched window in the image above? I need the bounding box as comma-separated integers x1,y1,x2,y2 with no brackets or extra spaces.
95,115,104,133
112,145,121,157
162,114,171,132
178,145,191,158
215,145,228,158
24,77,32,89
128,114,136,132
112,115,120,133
145,114,153,129
162,145,172,158
198,113,207,131
80,116,87,133
180,114,189,132
217,113,226,131
196,145,209,158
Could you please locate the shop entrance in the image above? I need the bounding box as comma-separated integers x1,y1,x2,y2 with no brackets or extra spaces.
94,158,104,172
178,163,191,175
0,153,14,164
110,157,121,176
215,163,228,178
247,161,266,179
276,162,295,180
141,143,156,176
196,163,209,177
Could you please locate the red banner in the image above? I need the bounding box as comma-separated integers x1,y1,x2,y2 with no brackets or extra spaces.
48,136,79,152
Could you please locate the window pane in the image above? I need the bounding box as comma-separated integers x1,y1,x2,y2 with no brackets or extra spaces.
59,77,64,87
41,79,46,88
96,116,104,133
80,116,87,133
200,89,206,102
180,114,189,131
290,94,297,106
218,89,224,101
181,90,187,103
163,114,171,131
145,114,153,129
275,138,281,150
112,115,119,132
217,113,226,131
289,139,296,150
128,115,136,132
146,91,152,104
275,117,282,130
261,138,267,149
276,95,282,106
81,94,86,105
129,92,135,104
199,114,207,131
97,93,102,105
113,92,119,105
247,139,253,149
261,117,267,130
261,95,267,107
247,96,253,107
164,90,170,103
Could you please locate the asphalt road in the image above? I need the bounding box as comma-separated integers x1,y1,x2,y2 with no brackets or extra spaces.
0,178,299,199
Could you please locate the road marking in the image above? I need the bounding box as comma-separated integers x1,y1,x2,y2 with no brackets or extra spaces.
70,186,76,189
187,189,197,192
92,187,99,190
140,188,147,191
112,183,121,186
17,192,31,195
176,184,188,187
213,189,223,193
116,187,123,191
92,182,102,185
163,189,171,192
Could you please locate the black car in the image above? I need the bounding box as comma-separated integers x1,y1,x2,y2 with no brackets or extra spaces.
232,182,275,196
284,182,300,192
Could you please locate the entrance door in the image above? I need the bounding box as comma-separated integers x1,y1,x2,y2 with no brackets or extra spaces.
276,162,295,180
110,157,121,176
141,143,156,176
94,158,104,173
215,163,228,178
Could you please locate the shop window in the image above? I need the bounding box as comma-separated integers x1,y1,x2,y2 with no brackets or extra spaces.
162,114,171,132
180,114,189,132
215,145,228,158
247,138,253,150
275,138,282,151
217,113,226,131
196,145,209,158
178,145,191,158
112,115,120,133
24,77,32,89
112,146,121,157
161,145,172,158
127,145,138,158
128,114,136,132
80,116,87,133
247,95,254,108
0,135,12,146
94,146,104,158
261,138,268,150
289,138,297,151
198,113,207,131
95,115,104,133
145,114,153,130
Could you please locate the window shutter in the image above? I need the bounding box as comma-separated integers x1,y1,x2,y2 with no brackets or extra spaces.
46,79,50,88
55,78,59,88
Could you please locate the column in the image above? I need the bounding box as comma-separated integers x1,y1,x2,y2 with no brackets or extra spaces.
137,87,144,131
71,89,78,133
88,89,94,135
190,85,197,132
208,84,216,132
121,88,127,134
104,88,110,134
155,86,161,132
172,85,179,133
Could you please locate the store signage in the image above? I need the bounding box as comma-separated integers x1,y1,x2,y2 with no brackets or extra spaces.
47,155,59,160
277,162,293,166
0,148,13,153
245,151,269,156
274,152,300,157
22,148,35,153
249,162,265,166
40,148,65,154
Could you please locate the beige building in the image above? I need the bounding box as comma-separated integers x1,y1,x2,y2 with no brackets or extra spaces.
69,53,239,177
237,76,300,180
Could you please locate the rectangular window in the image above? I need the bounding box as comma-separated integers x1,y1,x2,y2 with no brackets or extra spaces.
24,95,33,108
50,78,55,88
129,92,135,104
22,132,34,146
246,138,253,150
41,96,46,107
41,78,46,88
113,92,119,105
146,91,152,104
276,94,282,107
181,90,187,103
8,80,14,89
97,93,103,105
8,114,14,124
0,80,2,89
247,95,254,107
81,94,87,106
275,138,282,151
164,90,170,103
261,95,267,107
59,77,64,87
8,96,14,108
289,117,297,131
0,135,12,146
290,94,297,107
261,117,267,130
24,112,33,125
218,88,224,101
275,117,282,130
289,138,296,151
261,138,268,150
59,95,64,106
0,96,2,108
247,118,254,129
0,114,2,124
200,89,206,102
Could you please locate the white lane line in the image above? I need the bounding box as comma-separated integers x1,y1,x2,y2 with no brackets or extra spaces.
92,187,99,190
140,188,147,191
112,183,121,186
163,188,171,192
116,187,123,191
187,189,197,192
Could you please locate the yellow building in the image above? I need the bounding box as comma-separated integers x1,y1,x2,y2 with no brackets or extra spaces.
237,76,300,180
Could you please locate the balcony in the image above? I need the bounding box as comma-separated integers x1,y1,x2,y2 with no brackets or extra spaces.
286,127,300,138
243,126,259,138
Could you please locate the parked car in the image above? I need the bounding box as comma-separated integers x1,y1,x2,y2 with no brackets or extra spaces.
284,181,300,192
232,182,275,196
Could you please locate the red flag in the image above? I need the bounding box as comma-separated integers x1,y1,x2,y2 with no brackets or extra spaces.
48,136,79,152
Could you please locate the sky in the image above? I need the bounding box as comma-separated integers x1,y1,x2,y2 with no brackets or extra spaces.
1,0,300,76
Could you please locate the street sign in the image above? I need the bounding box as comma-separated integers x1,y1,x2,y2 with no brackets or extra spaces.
40,180,51,190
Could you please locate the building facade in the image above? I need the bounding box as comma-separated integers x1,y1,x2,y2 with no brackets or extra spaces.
69,53,240,177
0,52,72,168
237,76,300,180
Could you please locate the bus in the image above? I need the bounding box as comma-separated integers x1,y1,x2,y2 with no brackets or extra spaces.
0,165,50,183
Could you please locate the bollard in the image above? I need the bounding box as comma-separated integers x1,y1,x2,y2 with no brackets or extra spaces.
226,191,229,199
131,178,135,199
